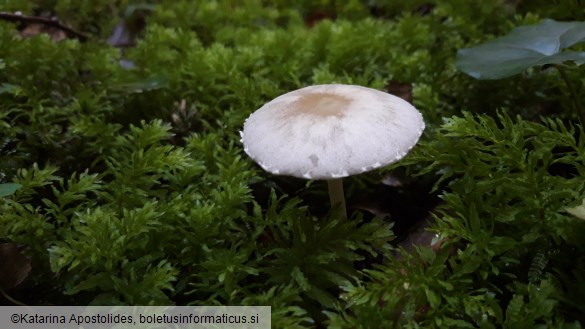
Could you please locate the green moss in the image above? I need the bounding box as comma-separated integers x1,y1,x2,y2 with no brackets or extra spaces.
1,0,585,327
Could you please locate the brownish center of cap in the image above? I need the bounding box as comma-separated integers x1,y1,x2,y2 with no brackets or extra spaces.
289,92,351,118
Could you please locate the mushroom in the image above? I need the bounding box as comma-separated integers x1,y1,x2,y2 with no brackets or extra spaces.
241,84,424,218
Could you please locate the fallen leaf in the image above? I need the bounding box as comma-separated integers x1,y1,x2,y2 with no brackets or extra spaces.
20,23,67,42
381,173,404,187
397,216,438,253
386,81,413,103
0,243,32,290
351,201,392,221
107,4,156,47
566,198,585,221
0,11,88,41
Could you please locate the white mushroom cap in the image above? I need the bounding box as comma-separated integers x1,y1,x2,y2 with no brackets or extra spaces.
241,84,425,180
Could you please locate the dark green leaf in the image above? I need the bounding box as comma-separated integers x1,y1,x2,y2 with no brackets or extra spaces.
456,19,585,79
0,183,22,197
0,83,19,95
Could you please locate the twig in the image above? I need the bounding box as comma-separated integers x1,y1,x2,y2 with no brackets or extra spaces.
0,12,89,41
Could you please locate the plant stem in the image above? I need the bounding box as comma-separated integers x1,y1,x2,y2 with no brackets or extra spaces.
554,64,585,124
327,178,347,219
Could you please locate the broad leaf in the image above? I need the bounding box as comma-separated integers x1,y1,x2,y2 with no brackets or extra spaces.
0,83,19,95
456,19,585,79
0,183,22,197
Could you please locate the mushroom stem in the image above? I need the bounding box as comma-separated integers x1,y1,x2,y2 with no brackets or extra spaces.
327,178,347,219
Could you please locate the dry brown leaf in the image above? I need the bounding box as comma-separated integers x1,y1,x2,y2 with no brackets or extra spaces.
0,12,88,41
387,81,413,103
20,23,67,42
0,243,32,290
